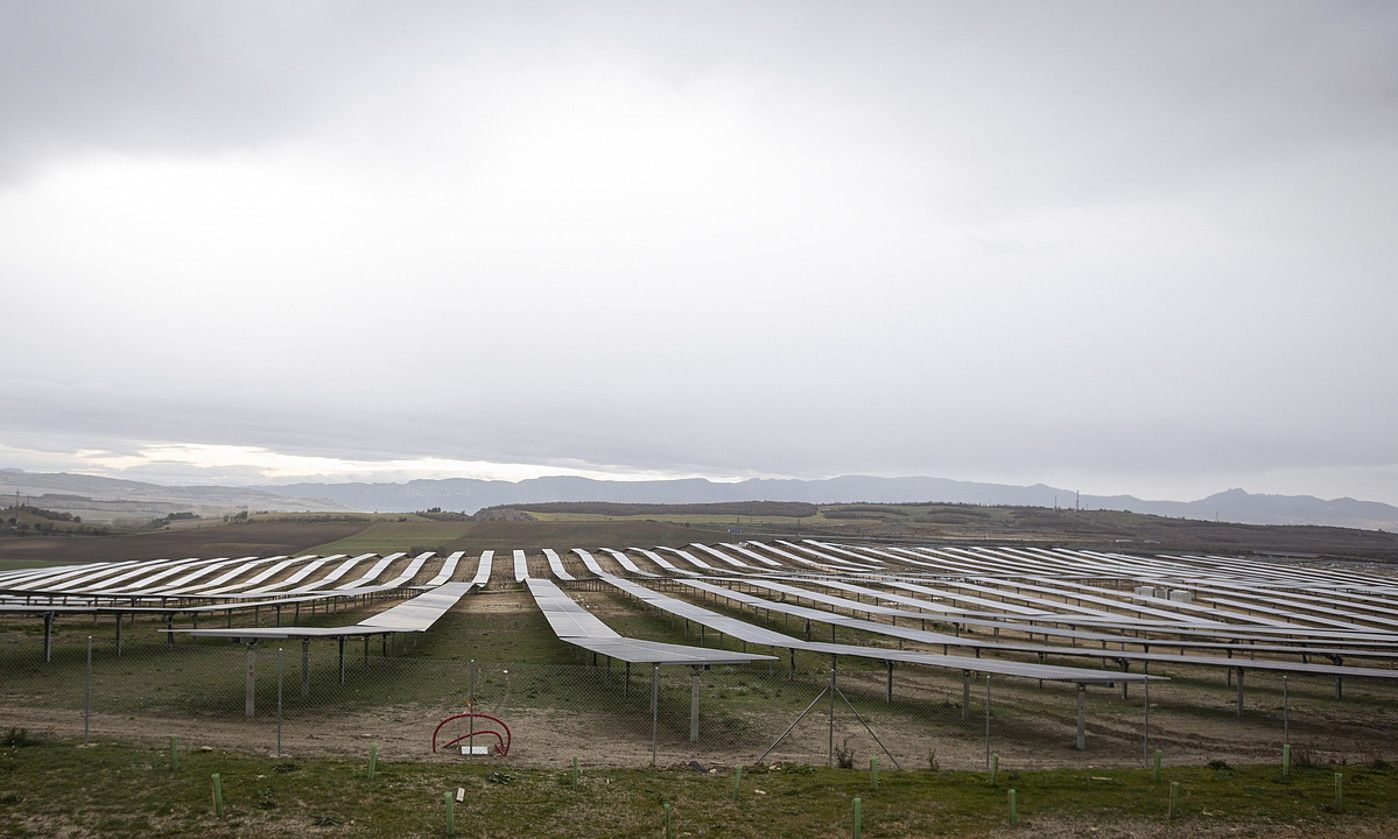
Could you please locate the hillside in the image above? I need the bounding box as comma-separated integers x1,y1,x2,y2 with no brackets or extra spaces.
0,469,352,525
266,474,1398,531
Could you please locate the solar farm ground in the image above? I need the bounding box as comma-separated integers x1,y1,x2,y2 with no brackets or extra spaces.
4,516,1398,836
3,739,1395,838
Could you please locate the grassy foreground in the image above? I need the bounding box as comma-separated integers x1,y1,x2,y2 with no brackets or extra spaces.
2,737,1395,837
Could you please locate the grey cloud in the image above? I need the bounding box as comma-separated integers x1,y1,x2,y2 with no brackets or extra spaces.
1,2,1396,504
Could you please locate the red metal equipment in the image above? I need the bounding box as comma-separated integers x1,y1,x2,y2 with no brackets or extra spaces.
432,709,512,757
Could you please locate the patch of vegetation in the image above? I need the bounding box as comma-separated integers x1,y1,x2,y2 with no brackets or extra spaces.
1,742,1395,837
487,500,821,519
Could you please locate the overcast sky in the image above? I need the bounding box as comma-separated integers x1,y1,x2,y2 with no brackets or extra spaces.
2,2,1396,503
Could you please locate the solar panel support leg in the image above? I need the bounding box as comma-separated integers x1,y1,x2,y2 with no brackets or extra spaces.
689,668,701,742
1075,684,1086,751
244,643,257,719
166,615,173,648
1236,667,1244,716
885,660,893,704
337,637,346,686
300,638,310,698
115,613,123,657
1335,674,1342,700
1121,661,1129,699
43,613,53,663
625,662,631,696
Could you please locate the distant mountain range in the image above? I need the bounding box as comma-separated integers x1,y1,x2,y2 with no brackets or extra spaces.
0,469,350,525
265,474,1398,532
3,469,1396,532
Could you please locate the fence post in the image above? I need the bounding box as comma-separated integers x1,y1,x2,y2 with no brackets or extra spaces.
276,647,284,756
990,753,998,786
651,664,659,767
84,636,92,743
1142,679,1150,764
1153,749,1161,782
984,675,992,770
468,659,476,745
244,644,257,719
1282,674,1289,746
1282,744,1291,781
689,668,701,742
828,665,837,767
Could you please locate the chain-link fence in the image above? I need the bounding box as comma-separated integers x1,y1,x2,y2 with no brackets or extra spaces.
3,613,1393,773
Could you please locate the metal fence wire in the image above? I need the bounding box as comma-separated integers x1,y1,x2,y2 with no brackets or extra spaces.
2,625,1393,772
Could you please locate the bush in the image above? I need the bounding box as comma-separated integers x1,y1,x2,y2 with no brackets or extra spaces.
3,728,37,747
835,737,855,769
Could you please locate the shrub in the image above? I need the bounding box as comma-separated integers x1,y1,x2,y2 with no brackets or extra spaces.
835,737,856,769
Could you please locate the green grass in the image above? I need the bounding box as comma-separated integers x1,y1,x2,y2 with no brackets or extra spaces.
1,739,1393,837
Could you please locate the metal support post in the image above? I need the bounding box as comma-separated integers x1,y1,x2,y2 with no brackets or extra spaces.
276,647,284,756
1236,667,1244,716
337,637,346,686
300,638,310,697
961,670,970,721
651,664,660,767
1075,684,1086,751
689,667,701,742
984,675,992,769
468,659,476,744
828,663,837,766
1282,675,1289,745
244,643,257,719
43,612,54,663
84,636,92,743
885,660,893,704
1142,678,1150,763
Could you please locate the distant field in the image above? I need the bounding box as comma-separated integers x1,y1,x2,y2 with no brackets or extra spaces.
305,518,737,554
0,519,369,563
6,500,1398,563
511,502,1398,560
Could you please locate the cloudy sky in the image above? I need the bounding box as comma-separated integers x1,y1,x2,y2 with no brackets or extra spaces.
2,2,1396,503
